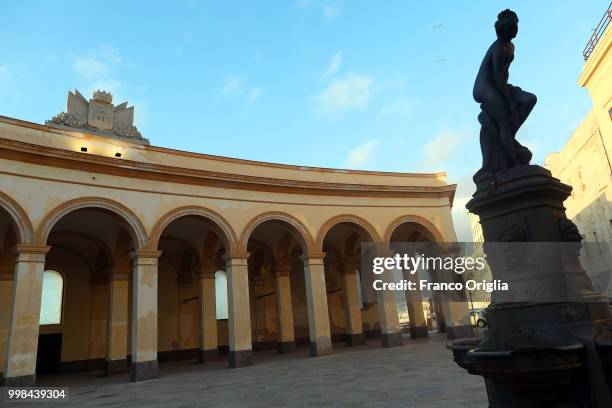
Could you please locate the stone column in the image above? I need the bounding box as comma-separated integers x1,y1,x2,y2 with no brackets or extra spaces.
301,253,332,357
341,259,364,346
88,280,107,364
376,266,403,348
224,253,253,368
1,245,50,387
275,264,296,353
129,250,161,382
105,269,129,374
197,263,218,363
0,265,14,379
431,266,473,340
403,270,428,339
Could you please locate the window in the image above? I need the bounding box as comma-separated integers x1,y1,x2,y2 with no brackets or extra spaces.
39,270,64,325
215,270,228,320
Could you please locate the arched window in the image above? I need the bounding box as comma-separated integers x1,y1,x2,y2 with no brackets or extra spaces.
215,270,228,320
39,270,64,325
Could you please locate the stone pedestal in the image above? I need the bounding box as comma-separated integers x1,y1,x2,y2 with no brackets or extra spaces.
449,165,612,407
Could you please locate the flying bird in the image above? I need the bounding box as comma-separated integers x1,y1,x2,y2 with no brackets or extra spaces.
433,23,444,29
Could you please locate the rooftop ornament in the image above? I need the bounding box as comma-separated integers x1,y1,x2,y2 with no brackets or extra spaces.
46,89,149,145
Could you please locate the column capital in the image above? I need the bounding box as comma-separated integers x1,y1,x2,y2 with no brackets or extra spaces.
129,249,162,261
13,245,50,263
275,264,292,277
300,252,326,263
223,251,250,261
107,266,131,281
14,244,51,255
199,256,219,278
223,252,250,268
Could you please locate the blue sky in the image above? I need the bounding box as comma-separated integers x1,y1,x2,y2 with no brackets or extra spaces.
1,1,608,240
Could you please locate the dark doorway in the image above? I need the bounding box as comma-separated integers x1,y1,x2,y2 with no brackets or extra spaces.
36,333,62,374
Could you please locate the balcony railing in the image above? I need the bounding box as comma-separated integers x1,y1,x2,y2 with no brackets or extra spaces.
583,2,612,61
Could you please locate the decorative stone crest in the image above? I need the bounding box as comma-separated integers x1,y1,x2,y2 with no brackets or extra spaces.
46,89,149,144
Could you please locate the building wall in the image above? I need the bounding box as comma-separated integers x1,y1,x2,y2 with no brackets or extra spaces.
545,22,612,297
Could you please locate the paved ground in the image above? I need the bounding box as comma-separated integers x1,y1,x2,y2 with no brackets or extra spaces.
14,333,488,407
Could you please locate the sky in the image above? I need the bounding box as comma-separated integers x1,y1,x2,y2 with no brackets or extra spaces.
0,1,608,241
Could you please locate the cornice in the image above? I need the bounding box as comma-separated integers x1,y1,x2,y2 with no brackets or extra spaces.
0,136,456,202
0,115,447,179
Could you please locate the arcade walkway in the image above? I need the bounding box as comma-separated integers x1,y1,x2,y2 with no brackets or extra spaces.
32,333,488,408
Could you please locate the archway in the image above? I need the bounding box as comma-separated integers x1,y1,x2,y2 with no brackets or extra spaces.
244,216,310,355
0,206,20,378
320,220,377,346
388,221,439,338
155,212,231,366
40,205,143,379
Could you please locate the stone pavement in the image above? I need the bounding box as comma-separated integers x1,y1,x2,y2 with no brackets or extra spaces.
20,333,488,407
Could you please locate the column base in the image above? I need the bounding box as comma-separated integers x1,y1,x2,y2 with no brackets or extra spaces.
346,333,365,346
410,325,429,339
381,332,403,348
0,374,36,387
104,359,128,375
277,341,296,354
228,349,253,368
445,324,474,340
308,338,332,357
130,360,158,382
197,348,219,363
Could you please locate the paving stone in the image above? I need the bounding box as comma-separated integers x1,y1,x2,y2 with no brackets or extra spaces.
30,333,487,407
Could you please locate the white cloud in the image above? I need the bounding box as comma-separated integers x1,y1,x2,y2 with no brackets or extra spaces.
323,2,341,20
420,129,463,170
73,46,121,79
248,88,261,103
221,76,244,95
322,51,342,80
379,97,414,117
316,73,373,114
347,140,379,168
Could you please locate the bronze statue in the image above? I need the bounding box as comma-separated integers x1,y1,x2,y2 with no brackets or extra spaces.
473,9,537,185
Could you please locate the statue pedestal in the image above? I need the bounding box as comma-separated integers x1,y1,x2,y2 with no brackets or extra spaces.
450,165,612,407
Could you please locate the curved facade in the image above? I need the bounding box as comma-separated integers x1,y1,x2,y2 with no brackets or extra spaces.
0,111,459,385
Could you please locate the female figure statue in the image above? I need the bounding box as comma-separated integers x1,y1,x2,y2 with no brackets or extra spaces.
473,9,537,184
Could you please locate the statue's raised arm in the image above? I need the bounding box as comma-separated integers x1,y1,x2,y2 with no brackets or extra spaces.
473,9,537,187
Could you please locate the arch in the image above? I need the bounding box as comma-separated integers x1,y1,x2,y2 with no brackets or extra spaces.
239,211,314,253
383,215,444,243
315,214,381,252
0,191,34,244
148,206,237,252
36,197,148,249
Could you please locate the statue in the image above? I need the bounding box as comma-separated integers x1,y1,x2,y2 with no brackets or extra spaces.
473,9,537,186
